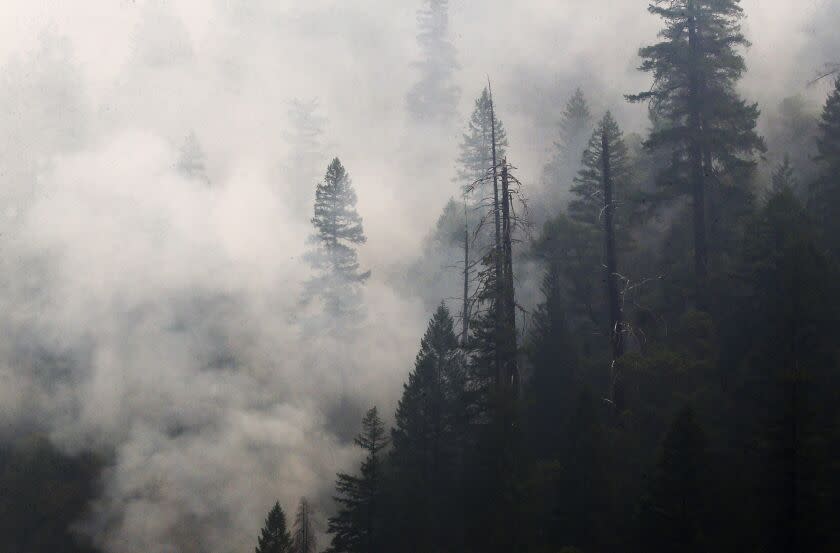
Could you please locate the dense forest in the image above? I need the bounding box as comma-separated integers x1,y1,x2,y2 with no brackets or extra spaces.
2,0,840,552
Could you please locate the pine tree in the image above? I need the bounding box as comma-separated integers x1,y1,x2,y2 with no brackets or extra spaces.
391,304,466,553
628,0,765,307
255,502,293,553
570,112,631,402
291,497,316,553
812,78,840,254
538,88,593,223
457,87,508,188
306,158,369,316
771,155,798,195
545,89,593,186
569,112,631,228
326,407,388,553
177,131,209,184
406,0,460,124
526,265,578,459
640,406,708,553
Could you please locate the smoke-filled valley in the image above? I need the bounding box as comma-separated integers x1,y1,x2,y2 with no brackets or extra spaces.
1,1,840,552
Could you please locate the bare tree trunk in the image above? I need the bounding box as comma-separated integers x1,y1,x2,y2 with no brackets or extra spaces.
688,8,709,310
500,161,518,394
601,128,624,408
462,200,470,345
488,81,504,389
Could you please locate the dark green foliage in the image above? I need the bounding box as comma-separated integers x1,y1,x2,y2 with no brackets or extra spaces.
306,157,369,316
389,304,466,553
640,406,708,553
812,79,840,255
0,436,103,553
628,0,765,303
569,111,631,229
326,407,389,553
525,265,578,459
771,155,798,195
255,502,293,553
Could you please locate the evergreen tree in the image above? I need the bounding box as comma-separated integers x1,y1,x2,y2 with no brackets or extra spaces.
628,0,765,306
406,0,460,124
390,304,466,553
771,155,798,195
457,87,508,188
812,78,840,254
306,158,369,316
255,502,293,553
326,407,389,553
555,389,611,553
569,111,631,229
640,406,708,553
733,188,840,553
177,131,209,184
292,497,316,553
526,265,578,460
545,88,593,188
569,112,632,402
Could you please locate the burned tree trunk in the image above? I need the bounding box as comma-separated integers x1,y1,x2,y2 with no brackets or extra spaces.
600,128,624,407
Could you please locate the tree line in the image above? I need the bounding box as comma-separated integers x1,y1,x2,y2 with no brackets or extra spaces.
267,1,840,553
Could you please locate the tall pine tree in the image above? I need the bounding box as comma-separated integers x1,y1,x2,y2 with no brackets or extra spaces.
390,304,466,553
306,158,369,317
457,87,508,188
255,502,293,553
326,407,388,553
812,78,840,255
406,0,460,123
628,0,764,307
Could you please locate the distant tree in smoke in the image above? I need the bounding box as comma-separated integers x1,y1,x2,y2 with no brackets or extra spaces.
255,502,293,553
406,0,460,124
305,157,369,318
326,407,388,553
545,88,593,187
457,87,508,189
292,497,317,553
176,131,210,184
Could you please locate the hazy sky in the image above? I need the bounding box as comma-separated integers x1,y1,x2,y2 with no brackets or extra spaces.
0,1,837,551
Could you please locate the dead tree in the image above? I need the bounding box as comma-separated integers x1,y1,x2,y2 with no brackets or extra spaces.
600,128,625,409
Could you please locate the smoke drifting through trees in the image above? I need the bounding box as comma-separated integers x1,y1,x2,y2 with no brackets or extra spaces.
1,1,840,552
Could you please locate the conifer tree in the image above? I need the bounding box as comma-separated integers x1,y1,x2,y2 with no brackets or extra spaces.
306,158,369,316
628,0,764,306
545,88,593,188
177,131,209,184
457,87,508,188
326,407,388,553
292,497,316,553
641,406,707,553
406,0,460,123
255,502,293,553
526,265,578,459
391,304,466,553
771,155,798,195
812,78,840,254
569,112,631,229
